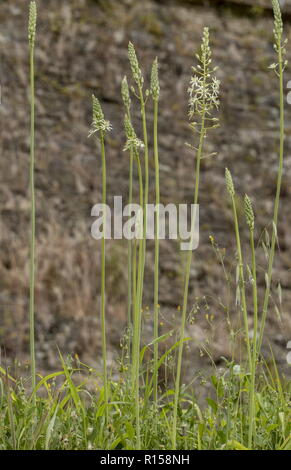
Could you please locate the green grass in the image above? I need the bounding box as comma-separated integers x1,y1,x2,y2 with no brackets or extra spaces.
0,358,290,450
0,0,290,451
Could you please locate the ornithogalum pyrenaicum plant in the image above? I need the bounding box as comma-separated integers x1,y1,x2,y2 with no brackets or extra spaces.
172,27,220,449
28,0,37,400
89,95,112,424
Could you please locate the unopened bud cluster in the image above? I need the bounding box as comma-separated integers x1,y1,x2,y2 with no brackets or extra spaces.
124,115,144,152
269,0,288,72
225,168,235,197
89,95,112,137
28,1,37,48
121,76,131,113
128,42,144,87
244,195,255,231
150,58,160,102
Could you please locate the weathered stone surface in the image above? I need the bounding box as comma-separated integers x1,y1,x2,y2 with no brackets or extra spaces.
0,0,290,380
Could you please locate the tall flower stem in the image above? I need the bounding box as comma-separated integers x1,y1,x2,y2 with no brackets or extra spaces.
249,225,258,448
28,1,37,399
100,130,108,424
127,42,149,311
151,59,160,406
123,113,144,449
127,148,133,360
138,88,149,308
172,117,205,449
172,27,220,449
89,95,112,425
132,152,144,450
122,77,133,359
244,195,258,449
127,43,149,448
258,1,285,354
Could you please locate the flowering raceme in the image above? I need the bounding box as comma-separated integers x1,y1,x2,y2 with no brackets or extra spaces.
188,27,220,120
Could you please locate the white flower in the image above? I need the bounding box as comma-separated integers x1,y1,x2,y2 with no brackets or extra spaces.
188,75,220,118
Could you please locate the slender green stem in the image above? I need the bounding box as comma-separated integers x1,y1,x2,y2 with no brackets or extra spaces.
138,87,149,308
248,228,258,449
100,131,108,424
131,87,148,449
258,45,284,355
127,148,134,361
230,195,252,372
132,152,144,450
29,45,36,399
172,114,205,449
153,99,160,405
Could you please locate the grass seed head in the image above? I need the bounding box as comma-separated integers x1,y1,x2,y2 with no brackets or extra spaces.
28,1,37,48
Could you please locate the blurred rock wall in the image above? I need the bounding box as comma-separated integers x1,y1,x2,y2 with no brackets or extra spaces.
0,0,290,379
